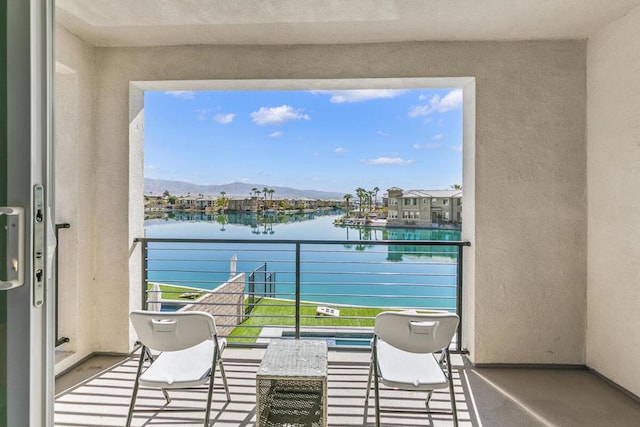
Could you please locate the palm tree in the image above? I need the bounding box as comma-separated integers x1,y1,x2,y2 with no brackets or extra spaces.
343,194,353,217
251,187,259,211
372,186,380,210
355,187,366,216
268,189,275,208
262,187,269,209
367,190,374,213
256,190,263,211
451,184,462,190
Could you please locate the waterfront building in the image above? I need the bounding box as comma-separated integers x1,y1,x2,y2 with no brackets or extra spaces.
175,195,216,211
211,196,343,213
386,187,462,227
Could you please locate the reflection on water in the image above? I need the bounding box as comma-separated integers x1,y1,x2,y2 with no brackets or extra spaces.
383,228,461,262
146,209,344,230
145,211,461,262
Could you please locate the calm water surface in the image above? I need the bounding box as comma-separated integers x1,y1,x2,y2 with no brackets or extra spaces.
145,211,462,308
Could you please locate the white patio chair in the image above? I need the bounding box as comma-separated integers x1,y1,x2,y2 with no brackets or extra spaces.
126,310,231,427
365,311,460,427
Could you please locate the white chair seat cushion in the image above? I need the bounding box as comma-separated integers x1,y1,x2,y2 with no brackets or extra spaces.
376,339,448,390
139,339,225,389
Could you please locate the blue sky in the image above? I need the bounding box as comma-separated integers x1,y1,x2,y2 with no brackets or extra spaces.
144,88,462,194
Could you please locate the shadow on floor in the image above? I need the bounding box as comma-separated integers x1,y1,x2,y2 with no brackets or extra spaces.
55,350,640,426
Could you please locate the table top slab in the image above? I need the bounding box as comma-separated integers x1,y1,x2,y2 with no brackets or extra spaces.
257,340,328,378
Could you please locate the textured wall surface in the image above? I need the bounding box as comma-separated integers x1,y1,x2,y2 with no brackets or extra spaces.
54,25,97,374
587,6,640,396
55,38,588,364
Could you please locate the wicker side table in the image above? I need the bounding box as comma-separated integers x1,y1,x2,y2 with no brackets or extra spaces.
256,340,328,427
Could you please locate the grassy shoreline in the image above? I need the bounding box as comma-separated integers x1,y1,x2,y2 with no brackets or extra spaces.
147,285,433,344
147,282,205,302
228,298,385,343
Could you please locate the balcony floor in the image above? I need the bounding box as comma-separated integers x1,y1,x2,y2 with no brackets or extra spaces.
54,348,640,426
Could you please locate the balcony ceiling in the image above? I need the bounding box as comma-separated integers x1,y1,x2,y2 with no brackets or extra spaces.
56,0,640,47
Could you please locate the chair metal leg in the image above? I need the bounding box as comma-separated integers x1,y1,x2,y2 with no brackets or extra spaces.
425,390,434,407
218,359,231,402
161,388,171,404
204,343,222,426
364,354,374,404
126,348,147,427
445,349,459,427
143,346,154,362
204,373,216,427
373,342,381,427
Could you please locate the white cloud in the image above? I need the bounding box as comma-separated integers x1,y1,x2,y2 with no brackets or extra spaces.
432,132,445,140
311,89,407,103
408,89,463,118
165,91,195,100
214,113,235,124
434,89,463,112
269,131,284,138
335,147,346,154
408,105,430,118
418,94,428,101
452,145,463,153
413,143,441,150
251,105,311,125
363,157,414,165
195,108,211,121
377,130,390,137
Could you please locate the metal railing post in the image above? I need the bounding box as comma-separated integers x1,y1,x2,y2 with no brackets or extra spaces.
295,242,301,339
140,239,148,310
456,245,464,352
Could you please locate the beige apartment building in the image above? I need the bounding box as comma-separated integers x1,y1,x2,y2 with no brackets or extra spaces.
386,187,462,226
226,196,340,213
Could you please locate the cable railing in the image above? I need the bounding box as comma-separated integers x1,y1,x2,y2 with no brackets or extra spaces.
135,237,470,352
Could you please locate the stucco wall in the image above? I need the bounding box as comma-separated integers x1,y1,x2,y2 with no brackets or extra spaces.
54,25,97,374
587,6,640,396
86,40,587,363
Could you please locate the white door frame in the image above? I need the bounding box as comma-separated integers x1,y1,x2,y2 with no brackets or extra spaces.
4,0,54,426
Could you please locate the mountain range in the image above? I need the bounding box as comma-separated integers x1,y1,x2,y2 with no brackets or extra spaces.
144,178,345,200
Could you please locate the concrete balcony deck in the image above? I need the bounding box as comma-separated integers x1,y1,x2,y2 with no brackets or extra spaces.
54,348,640,426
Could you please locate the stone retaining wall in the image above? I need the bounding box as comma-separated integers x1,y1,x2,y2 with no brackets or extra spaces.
181,273,245,337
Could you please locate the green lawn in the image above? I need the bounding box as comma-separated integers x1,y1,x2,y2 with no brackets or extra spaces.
145,287,431,344
228,298,385,343
147,283,204,302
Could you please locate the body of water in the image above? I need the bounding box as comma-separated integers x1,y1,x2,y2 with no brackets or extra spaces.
144,211,462,309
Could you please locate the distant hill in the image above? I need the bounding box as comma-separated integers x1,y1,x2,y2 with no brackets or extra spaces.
145,178,345,200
